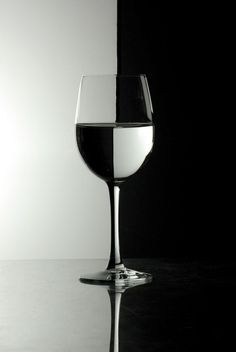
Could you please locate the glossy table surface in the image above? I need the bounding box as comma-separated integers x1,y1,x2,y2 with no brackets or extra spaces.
0,258,235,351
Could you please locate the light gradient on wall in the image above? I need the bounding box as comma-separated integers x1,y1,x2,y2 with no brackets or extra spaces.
0,0,117,259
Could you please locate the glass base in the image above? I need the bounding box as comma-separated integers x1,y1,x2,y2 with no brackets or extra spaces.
80,266,152,287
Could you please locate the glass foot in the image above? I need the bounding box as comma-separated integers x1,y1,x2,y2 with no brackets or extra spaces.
80,266,152,287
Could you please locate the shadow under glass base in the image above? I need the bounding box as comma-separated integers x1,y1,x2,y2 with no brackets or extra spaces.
80,266,152,287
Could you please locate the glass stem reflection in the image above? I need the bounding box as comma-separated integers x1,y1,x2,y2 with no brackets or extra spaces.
108,290,122,352
107,183,124,270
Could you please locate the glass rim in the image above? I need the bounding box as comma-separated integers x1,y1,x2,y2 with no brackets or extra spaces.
80,74,147,79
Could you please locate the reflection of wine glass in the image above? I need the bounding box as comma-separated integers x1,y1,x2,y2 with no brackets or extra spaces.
80,278,149,352
75,75,154,285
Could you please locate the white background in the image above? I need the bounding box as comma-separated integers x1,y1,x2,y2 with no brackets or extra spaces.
0,0,117,259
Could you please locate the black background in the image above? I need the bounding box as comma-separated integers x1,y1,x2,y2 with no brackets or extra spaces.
116,4,235,348
118,1,232,259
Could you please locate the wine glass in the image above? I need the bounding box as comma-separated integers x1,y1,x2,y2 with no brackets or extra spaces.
75,74,154,286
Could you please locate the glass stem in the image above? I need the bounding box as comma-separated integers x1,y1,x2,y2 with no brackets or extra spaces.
107,182,124,270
